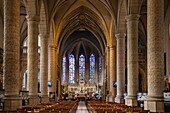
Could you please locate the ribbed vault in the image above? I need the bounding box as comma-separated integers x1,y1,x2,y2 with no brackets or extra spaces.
62,30,102,59
56,5,110,58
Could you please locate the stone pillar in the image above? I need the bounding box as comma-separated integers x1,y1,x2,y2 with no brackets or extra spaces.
48,46,57,98
55,53,60,100
26,15,40,105
75,57,79,84
3,0,22,110
125,14,140,106
109,46,116,102
85,56,90,85
66,56,70,85
57,79,62,100
95,55,99,92
106,47,110,101
101,56,106,100
115,34,126,103
101,56,105,86
144,0,164,112
40,34,49,102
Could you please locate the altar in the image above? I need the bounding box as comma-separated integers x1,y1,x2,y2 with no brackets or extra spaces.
76,93,88,101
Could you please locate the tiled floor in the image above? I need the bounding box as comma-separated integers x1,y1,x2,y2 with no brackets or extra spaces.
76,101,89,113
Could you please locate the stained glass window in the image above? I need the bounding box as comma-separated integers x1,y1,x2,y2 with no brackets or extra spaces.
98,56,102,84
62,55,67,84
79,55,85,82
69,54,75,84
90,54,95,84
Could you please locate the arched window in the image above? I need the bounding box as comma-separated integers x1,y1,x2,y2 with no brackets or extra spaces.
62,55,67,84
23,38,27,47
79,55,85,82
23,70,28,89
69,54,75,84
98,56,102,84
22,35,41,53
90,54,95,84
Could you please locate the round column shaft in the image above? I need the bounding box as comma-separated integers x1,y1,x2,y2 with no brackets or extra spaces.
4,0,22,110
109,46,116,102
106,48,110,101
144,0,164,112
125,14,140,106
115,34,126,103
27,16,40,105
40,34,49,102
48,46,57,98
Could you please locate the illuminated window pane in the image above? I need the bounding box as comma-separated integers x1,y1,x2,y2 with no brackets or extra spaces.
90,54,95,84
62,55,67,84
69,54,75,84
79,55,85,82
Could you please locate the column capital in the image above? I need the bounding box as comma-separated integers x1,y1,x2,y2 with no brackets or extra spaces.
115,33,126,39
125,14,140,21
26,15,40,22
50,45,57,50
108,46,116,49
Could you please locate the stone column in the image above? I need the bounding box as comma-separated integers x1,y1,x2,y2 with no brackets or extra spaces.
75,57,79,84
109,46,116,102
55,53,59,100
125,14,140,106
101,56,105,86
95,55,99,92
57,79,62,100
106,47,110,101
115,34,126,103
144,0,164,112
48,45,57,98
85,56,90,85
40,34,49,102
3,0,22,110
101,56,106,100
65,55,69,92
27,15,40,105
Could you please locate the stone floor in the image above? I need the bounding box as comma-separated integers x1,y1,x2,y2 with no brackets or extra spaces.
76,101,89,113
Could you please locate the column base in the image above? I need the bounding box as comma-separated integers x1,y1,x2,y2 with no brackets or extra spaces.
28,95,40,105
144,96,164,112
125,96,137,106
108,95,115,102
56,96,62,101
115,96,124,103
4,95,22,110
106,95,109,102
41,96,49,103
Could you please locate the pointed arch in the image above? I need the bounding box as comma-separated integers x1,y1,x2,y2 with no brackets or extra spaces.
117,0,127,34
39,0,49,34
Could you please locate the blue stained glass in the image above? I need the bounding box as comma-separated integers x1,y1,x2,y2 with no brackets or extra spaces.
62,55,66,84
79,55,85,82
90,54,95,84
69,54,75,84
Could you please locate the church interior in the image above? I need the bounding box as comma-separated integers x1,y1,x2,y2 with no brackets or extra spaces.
0,0,170,112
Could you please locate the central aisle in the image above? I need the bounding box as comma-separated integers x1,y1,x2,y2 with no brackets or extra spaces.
76,101,89,113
